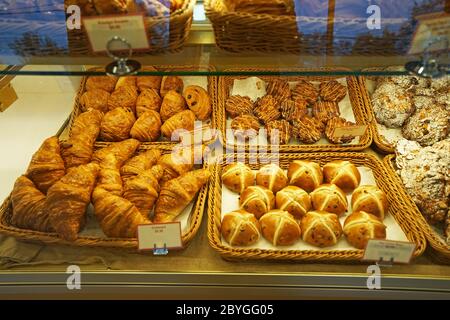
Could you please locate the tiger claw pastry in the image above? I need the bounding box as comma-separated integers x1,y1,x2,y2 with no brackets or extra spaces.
107,85,138,112
231,114,260,140
325,117,358,144
225,95,254,118
266,119,291,144
160,90,187,122
291,80,318,104
319,80,347,102
222,162,255,194
86,76,117,93
312,101,340,124
100,107,136,142
136,88,162,117
130,110,162,142
265,80,291,104
254,95,280,124
280,98,308,122
239,185,275,219
26,136,65,194
301,211,343,247
160,75,184,97
183,85,212,121
79,89,109,113
221,210,261,246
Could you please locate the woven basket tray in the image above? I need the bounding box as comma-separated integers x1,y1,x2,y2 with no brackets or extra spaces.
383,154,450,264
67,0,195,55
68,65,218,148
217,68,372,153
0,145,211,250
207,152,426,262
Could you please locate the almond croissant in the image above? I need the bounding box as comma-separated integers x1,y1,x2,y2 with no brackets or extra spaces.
123,165,164,216
154,168,211,223
26,136,65,194
11,176,53,232
46,163,100,241
121,149,161,182
96,153,122,196
92,188,151,238
93,139,140,167
62,109,102,169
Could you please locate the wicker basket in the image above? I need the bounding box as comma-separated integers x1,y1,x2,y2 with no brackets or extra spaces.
67,0,195,55
218,68,373,153
383,154,449,264
68,65,218,149
207,152,426,262
0,145,211,250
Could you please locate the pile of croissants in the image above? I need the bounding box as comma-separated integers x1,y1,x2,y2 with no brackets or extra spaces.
221,160,389,249
10,128,210,241
78,67,212,143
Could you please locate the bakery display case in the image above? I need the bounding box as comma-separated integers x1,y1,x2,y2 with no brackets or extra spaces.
0,0,449,299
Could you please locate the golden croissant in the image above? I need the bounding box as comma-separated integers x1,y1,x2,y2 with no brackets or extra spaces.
123,165,164,216
26,136,65,194
100,107,136,142
46,163,100,241
92,188,151,238
11,176,53,232
161,110,196,140
61,109,102,169
93,139,141,167
96,153,123,196
160,90,187,122
121,149,161,182
136,88,162,117
130,110,162,142
154,168,211,223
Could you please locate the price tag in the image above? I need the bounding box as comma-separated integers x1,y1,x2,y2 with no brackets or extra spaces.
137,222,183,253
363,239,416,264
332,125,367,138
83,14,150,53
408,13,450,55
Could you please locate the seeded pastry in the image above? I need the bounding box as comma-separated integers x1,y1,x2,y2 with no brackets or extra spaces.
254,95,280,124
266,80,291,104
319,80,347,102
266,119,291,145
225,95,254,118
291,80,318,104
280,98,308,122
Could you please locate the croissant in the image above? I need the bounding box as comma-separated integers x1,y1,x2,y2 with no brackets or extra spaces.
100,107,136,142
121,149,161,182
160,90,187,122
183,85,212,120
160,75,184,97
136,88,162,117
79,89,109,113
130,110,162,142
26,136,65,194
136,66,162,91
115,76,136,89
154,168,211,223
92,188,151,238
161,110,196,140
123,165,164,216
46,163,100,241
11,176,53,232
96,153,122,196
92,139,140,167
107,85,138,112
61,109,102,169
86,76,117,93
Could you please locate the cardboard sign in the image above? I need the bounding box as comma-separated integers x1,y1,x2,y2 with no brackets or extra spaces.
137,222,183,251
83,14,150,53
363,239,416,264
333,125,367,138
409,13,450,55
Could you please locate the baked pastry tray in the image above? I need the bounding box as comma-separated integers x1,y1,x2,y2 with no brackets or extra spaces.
208,152,426,262
68,65,218,148
0,145,211,250
218,68,372,153
383,154,450,264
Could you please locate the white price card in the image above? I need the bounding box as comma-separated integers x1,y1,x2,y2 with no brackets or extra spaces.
137,222,183,251
333,125,367,139
83,14,150,53
363,239,416,264
408,13,450,55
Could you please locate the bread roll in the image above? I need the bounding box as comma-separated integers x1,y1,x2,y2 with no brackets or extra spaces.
239,186,275,219
301,211,343,247
275,186,311,219
160,90,187,122
351,185,389,220
222,162,255,194
260,210,301,246
221,210,261,246
310,184,348,216
343,211,387,249
287,160,322,193
256,163,288,193
322,160,361,192
160,76,184,97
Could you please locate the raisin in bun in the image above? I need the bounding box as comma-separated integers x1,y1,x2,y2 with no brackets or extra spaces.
351,185,388,220
301,211,343,247
221,210,261,246
239,186,275,219
310,184,348,216
343,211,387,249
256,163,288,193
322,160,361,192
287,160,323,193
260,210,301,246
275,186,311,219
222,162,255,194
